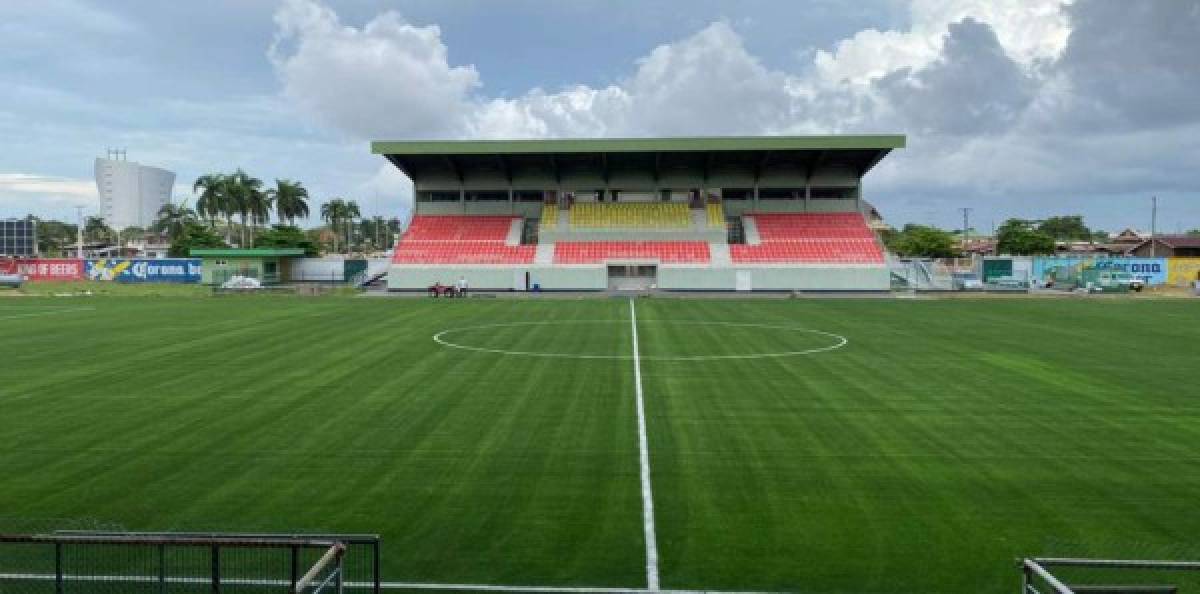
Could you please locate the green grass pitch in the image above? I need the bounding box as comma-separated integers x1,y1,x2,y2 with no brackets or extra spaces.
1,296,1199,592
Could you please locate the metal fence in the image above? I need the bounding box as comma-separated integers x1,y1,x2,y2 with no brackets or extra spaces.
0,532,380,594
1022,558,1200,594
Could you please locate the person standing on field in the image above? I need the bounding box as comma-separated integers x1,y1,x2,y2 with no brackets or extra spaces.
458,276,468,297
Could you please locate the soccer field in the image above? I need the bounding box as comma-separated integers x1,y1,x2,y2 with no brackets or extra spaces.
1,296,1199,593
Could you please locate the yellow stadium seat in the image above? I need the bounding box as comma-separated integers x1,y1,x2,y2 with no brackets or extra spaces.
568,202,690,229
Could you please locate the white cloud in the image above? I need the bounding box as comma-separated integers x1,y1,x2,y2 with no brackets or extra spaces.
0,174,96,215
813,0,1070,85
268,0,480,139
261,0,1200,232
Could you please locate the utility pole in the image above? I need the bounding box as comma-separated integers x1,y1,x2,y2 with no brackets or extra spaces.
1150,196,1157,258
74,206,85,259
958,207,973,254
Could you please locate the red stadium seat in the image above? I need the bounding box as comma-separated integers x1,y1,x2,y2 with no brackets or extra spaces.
732,213,884,264
400,215,518,241
392,216,533,264
554,242,710,264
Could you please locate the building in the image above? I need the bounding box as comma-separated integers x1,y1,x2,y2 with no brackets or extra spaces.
0,219,37,257
190,248,305,285
374,135,903,291
94,155,176,230
1128,235,1200,258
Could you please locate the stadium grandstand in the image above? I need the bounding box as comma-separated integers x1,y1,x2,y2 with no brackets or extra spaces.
373,136,904,291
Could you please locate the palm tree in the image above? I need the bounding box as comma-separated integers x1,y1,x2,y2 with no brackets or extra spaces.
153,202,197,242
193,174,227,233
226,169,264,247
343,200,361,252
320,199,346,253
269,179,310,226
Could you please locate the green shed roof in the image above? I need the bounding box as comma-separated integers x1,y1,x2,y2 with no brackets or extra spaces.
372,135,905,155
190,248,306,258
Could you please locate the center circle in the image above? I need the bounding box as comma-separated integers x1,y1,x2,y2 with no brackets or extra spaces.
432,320,847,361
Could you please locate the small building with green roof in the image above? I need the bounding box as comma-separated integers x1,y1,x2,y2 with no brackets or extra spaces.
189,248,306,285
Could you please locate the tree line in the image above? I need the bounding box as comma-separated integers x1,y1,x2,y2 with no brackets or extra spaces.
884,215,1136,257
16,169,400,258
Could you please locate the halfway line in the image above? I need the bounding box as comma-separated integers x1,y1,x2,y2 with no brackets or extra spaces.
629,299,660,591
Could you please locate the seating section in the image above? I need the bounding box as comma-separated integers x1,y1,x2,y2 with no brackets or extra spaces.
401,215,515,241
732,213,884,264
393,215,534,264
393,242,535,264
555,242,710,264
752,212,877,240
706,203,725,228
540,204,558,232
569,203,690,229
731,239,882,263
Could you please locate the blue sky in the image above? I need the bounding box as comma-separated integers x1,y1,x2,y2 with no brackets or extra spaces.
1,0,1198,234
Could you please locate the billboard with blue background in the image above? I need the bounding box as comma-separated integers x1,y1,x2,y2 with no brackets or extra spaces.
86,259,202,283
1033,257,1168,286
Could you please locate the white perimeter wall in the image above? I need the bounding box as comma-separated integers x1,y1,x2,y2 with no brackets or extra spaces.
389,264,888,291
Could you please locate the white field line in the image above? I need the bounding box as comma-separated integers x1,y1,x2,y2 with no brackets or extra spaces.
0,306,94,321
433,321,847,361
0,573,780,594
629,299,660,592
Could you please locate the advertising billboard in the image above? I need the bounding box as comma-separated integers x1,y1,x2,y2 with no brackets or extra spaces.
85,259,202,283
1033,257,1168,286
1167,258,1200,287
2,258,85,280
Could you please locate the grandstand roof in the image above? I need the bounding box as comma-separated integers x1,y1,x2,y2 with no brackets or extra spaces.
372,135,904,184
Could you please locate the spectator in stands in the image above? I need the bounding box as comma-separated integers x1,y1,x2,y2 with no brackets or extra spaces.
457,276,469,297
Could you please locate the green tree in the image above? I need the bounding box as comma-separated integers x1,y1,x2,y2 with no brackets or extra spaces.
1037,215,1092,241
320,198,357,253
225,169,265,248
996,219,1056,255
168,221,227,258
27,217,79,256
1188,229,1200,237
886,224,959,258
343,200,361,252
153,202,197,242
269,179,310,226
84,216,116,244
256,224,319,257
194,173,231,240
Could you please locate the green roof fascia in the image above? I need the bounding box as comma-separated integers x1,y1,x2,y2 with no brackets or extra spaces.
371,135,906,155
189,248,306,258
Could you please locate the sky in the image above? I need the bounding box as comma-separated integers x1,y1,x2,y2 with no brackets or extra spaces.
1,0,1198,234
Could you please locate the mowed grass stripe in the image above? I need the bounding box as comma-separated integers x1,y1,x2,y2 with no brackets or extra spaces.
0,298,646,588
636,299,1200,593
